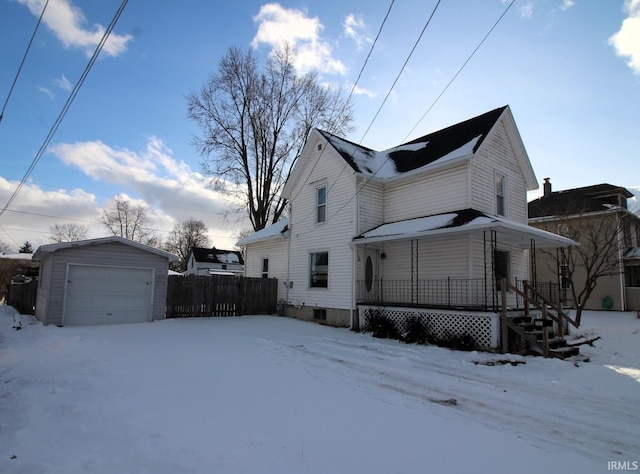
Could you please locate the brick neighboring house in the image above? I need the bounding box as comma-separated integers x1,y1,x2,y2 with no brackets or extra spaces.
528,180,640,311
185,247,244,276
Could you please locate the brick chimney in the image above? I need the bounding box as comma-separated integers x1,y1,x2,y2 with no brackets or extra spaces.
543,178,552,197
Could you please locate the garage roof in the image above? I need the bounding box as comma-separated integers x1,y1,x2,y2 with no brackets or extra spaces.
33,236,179,261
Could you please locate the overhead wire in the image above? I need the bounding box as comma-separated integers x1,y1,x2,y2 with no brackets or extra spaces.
0,0,129,220
326,0,516,224
285,0,396,209
401,0,517,142
0,0,49,125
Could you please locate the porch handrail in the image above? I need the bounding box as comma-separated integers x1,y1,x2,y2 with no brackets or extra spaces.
504,280,577,335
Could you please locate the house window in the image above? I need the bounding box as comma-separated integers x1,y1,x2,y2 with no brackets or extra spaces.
316,185,327,223
309,251,329,288
625,266,640,287
494,250,510,290
222,264,227,270
314,308,327,321
262,258,269,278
495,173,506,216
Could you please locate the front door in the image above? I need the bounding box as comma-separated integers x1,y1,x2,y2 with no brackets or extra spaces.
358,248,379,302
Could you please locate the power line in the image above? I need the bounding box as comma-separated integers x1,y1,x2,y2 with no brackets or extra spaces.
359,0,442,144
0,0,129,219
0,0,49,125
402,0,517,142
287,0,396,208
327,0,516,224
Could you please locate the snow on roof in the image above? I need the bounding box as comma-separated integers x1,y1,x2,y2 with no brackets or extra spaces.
355,209,577,249
32,236,179,261
0,253,34,260
236,218,289,246
319,106,506,179
216,252,240,264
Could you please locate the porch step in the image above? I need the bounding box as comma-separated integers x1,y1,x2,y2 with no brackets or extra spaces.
549,345,580,359
547,337,567,349
511,316,532,325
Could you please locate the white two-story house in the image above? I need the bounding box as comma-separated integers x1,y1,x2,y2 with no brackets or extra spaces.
238,106,574,348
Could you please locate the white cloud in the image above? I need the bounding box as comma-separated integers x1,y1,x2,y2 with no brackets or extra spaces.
352,85,376,98
519,1,535,18
609,0,640,75
17,0,132,57
37,86,54,99
251,3,346,75
560,0,575,11
343,14,371,49
48,137,245,248
54,74,72,91
0,176,99,250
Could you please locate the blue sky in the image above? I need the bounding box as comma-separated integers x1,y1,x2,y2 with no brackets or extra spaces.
0,0,638,251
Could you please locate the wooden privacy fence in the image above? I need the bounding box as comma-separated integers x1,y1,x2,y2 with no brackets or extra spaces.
166,275,277,318
6,279,38,315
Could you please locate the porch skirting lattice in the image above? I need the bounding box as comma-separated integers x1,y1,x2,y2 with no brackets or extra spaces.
358,305,500,350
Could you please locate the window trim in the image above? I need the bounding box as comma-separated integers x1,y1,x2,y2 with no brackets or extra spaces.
309,251,329,288
495,171,506,217
316,184,327,224
261,258,269,279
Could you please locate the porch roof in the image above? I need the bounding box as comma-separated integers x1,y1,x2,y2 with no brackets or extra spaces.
353,208,577,249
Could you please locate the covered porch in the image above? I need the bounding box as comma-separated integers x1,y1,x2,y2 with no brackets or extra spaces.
352,209,576,348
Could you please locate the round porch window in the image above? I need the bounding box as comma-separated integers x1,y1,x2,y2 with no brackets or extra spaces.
365,256,373,292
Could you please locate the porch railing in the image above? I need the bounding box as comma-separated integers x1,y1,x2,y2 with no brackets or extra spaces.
357,278,565,312
357,278,489,310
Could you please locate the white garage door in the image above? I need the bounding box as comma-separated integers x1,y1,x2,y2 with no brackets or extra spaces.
63,265,154,326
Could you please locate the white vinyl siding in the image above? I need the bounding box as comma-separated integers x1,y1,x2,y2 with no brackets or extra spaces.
384,164,469,221
471,121,528,223
357,178,385,233
284,137,356,310
243,239,288,302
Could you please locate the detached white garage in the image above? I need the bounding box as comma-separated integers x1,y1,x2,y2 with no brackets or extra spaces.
33,236,178,326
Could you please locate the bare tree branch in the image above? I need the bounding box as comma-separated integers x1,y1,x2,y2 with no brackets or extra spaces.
186,44,353,231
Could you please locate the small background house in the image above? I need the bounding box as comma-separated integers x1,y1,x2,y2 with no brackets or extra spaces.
33,236,178,326
185,247,244,276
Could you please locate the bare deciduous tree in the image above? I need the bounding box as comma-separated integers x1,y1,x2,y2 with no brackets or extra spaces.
541,212,624,326
48,223,89,243
164,218,211,272
101,195,158,246
186,45,354,231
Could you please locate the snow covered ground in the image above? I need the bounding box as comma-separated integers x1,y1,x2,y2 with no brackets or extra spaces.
1,306,638,474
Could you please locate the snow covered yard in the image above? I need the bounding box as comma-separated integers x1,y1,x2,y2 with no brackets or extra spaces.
1,306,639,474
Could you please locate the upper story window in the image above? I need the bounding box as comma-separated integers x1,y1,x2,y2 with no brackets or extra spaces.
495,173,506,217
316,185,327,223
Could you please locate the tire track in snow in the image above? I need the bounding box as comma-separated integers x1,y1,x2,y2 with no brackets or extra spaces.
262,336,640,461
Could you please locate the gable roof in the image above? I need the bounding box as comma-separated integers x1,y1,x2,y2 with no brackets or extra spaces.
32,236,179,261
284,105,537,195
320,106,507,177
189,247,244,265
528,183,633,218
